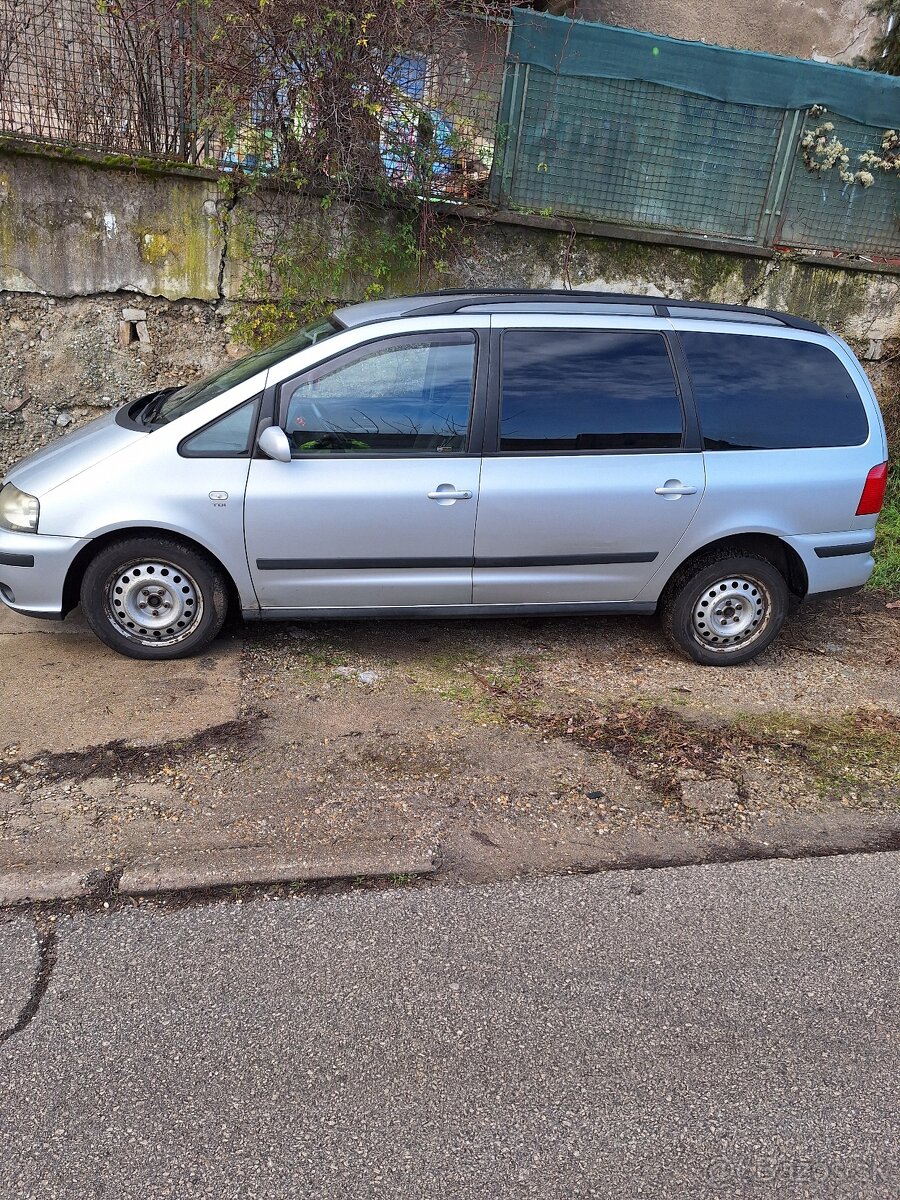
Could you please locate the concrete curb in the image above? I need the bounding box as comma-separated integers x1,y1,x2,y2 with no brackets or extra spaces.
0,846,440,906
118,847,440,896
0,866,94,905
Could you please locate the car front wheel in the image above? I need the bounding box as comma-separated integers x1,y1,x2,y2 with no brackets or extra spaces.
80,536,229,660
661,553,790,665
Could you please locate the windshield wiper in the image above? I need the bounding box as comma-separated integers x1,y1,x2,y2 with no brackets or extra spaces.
141,386,181,427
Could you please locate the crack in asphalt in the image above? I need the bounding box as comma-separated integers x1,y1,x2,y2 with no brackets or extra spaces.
0,920,58,1047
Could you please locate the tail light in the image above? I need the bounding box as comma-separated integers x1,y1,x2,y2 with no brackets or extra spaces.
856,462,889,516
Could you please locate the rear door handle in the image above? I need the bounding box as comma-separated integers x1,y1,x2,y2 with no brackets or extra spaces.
655,481,698,498
427,489,473,501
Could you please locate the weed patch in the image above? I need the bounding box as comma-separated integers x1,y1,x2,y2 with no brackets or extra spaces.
736,709,900,798
459,669,900,805
870,470,900,594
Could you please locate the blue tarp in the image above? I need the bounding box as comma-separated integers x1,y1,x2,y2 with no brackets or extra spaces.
509,11,900,129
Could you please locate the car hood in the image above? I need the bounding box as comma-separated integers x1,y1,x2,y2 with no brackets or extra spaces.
3,408,147,497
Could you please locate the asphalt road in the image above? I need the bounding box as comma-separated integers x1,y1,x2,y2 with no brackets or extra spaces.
1,855,898,1199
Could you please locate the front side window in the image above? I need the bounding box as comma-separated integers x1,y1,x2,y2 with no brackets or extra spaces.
499,331,683,452
180,398,258,457
280,333,476,455
680,332,869,450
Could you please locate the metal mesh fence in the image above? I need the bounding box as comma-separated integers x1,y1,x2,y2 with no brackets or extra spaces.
500,70,785,241
777,112,900,257
361,27,504,201
494,59,900,258
2,4,899,259
0,2,503,196
0,0,197,159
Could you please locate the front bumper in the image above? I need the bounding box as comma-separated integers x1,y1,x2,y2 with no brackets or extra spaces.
0,528,88,619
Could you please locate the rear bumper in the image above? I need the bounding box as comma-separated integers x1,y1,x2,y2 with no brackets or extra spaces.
801,584,863,606
785,532,876,596
0,529,87,619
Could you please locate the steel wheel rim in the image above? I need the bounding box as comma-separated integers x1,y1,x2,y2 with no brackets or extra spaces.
104,559,203,647
691,575,769,652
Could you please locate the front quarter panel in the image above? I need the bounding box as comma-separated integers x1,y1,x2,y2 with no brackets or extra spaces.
4,409,146,495
36,380,263,610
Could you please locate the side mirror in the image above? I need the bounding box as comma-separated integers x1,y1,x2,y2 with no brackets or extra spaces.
257,425,292,463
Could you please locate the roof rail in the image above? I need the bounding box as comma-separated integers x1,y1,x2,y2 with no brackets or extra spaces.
404,290,825,333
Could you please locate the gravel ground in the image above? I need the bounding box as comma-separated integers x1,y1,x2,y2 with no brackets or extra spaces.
2,592,898,886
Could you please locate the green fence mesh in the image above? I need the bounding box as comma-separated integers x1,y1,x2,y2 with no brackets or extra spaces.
497,13,900,260
778,113,900,256
500,70,786,242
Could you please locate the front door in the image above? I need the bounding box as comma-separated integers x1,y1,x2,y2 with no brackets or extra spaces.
245,330,483,611
473,322,705,604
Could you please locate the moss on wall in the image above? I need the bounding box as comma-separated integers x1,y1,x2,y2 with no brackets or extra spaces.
1,145,897,338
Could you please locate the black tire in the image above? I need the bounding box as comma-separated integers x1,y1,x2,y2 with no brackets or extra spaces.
80,536,229,660
661,552,790,666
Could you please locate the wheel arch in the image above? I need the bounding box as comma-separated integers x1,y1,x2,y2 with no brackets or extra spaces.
62,527,242,617
660,533,809,603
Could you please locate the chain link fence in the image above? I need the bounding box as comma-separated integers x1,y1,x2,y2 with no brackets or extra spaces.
2,5,899,259
0,1,503,198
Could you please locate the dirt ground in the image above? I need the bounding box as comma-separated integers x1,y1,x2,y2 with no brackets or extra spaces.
1,591,899,893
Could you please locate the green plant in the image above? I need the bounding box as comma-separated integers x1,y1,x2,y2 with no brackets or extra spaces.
870,467,900,592
868,362,900,593
856,0,900,75
171,0,507,346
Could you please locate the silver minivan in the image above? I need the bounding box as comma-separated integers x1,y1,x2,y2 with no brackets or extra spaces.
0,291,889,664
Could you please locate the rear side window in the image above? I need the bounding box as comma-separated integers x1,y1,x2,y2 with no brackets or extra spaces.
680,333,868,450
499,331,683,452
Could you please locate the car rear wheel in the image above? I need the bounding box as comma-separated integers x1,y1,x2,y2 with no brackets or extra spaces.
661,553,789,665
80,537,229,660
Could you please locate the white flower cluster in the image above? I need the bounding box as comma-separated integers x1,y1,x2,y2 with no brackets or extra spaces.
858,128,900,176
801,109,897,189
801,121,853,181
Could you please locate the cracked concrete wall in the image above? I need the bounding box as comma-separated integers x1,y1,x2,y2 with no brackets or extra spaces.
576,0,880,62
0,149,223,301
1,145,898,470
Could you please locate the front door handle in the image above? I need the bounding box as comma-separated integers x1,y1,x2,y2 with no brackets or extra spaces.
655,480,698,498
427,487,473,503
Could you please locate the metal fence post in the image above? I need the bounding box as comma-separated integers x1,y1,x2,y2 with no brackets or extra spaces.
758,108,804,247
490,62,529,209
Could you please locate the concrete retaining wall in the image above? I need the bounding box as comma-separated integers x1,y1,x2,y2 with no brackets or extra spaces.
1,141,898,471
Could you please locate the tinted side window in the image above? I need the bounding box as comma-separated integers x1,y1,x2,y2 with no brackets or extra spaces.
281,334,475,455
499,331,683,452
680,333,869,450
180,398,258,457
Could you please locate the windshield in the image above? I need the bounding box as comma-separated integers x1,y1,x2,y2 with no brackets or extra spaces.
152,316,342,425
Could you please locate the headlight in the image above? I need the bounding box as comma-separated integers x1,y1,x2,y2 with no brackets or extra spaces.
0,484,40,533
